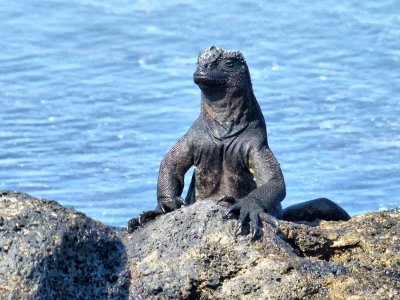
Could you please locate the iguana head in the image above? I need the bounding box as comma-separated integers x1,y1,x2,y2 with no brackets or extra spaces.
192,46,265,140
193,46,252,98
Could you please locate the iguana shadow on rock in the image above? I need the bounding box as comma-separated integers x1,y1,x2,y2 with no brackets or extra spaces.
128,46,350,239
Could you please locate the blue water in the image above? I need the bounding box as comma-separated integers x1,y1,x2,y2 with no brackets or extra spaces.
1,0,399,227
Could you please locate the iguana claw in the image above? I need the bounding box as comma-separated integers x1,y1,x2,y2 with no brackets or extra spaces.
176,196,186,206
127,217,140,233
223,203,241,219
251,226,263,241
160,202,168,213
259,212,280,232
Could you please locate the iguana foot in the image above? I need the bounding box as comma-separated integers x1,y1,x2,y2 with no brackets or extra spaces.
127,209,163,233
159,196,186,213
127,197,187,234
127,217,140,233
218,195,276,241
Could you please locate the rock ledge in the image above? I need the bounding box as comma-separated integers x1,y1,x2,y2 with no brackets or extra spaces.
1,191,399,299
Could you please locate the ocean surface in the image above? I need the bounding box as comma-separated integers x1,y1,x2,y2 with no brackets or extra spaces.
1,0,399,227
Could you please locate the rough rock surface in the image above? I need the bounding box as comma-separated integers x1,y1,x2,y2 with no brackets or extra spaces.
124,200,400,299
1,191,399,299
0,191,129,299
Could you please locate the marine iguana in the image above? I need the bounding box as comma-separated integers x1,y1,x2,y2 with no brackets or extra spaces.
127,46,350,238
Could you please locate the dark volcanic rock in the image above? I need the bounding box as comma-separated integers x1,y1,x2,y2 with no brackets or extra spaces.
0,191,129,299
279,210,400,299
124,200,400,299
1,191,399,299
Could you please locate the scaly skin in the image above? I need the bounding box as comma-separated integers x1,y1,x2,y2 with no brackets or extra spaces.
128,47,350,238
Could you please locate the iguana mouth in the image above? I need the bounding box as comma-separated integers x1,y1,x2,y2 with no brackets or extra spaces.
193,73,226,87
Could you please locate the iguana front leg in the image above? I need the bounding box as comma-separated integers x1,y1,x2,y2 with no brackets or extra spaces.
127,135,194,233
221,143,286,240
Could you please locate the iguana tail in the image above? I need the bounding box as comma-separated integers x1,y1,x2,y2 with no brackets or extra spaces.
282,198,351,222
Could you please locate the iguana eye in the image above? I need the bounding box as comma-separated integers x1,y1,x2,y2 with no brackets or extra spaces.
223,59,236,68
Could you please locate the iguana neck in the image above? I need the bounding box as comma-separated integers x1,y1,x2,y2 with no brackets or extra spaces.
201,89,263,140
